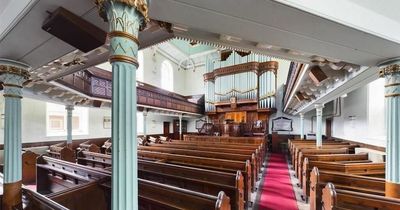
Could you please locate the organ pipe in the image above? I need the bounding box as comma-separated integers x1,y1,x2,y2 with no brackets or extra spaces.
204,52,277,111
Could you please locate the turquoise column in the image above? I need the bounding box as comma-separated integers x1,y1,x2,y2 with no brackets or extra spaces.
315,104,324,148
0,59,30,210
300,113,304,140
143,109,147,140
95,1,148,209
65,105,74,146
179,114,183,140
379,62,400,198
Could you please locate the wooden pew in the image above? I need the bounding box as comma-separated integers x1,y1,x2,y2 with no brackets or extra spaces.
159,136,171,143
296,147,362,185
77,150,245,210
310,167,385,210
0,150,39,185
23,188,69,210
295,147,350,179
78,140,103,153
22,150,39,185
291,142,350,170
36,155,110,195
301,153,370,200
138,145,258,189
137,150,252,204
147,143,263,176
302,158,385,202
101,139,112,154
38,156,232,210
46,142,75,163
322,182,400,210
288,140,341,158
167,140,265,166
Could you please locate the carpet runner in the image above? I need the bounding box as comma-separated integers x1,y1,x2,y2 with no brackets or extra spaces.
257,153,298,210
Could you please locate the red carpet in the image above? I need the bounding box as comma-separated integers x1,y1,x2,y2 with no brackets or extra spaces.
258,153,298,210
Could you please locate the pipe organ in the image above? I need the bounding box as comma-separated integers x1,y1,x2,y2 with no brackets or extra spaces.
204,51,278,113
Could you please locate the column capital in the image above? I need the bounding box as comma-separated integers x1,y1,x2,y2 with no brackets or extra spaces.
299,113,304,118
0,59,30,99
65,105,74,111
95,0,149,29
314,103,324,110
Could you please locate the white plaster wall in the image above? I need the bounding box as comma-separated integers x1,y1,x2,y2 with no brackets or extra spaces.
184,65,206,95
332,82,386,147
0,97,111,144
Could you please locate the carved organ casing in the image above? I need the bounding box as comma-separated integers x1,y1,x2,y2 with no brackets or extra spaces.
204,52,278,114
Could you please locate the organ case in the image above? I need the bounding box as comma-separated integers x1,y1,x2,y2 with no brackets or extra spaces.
203,52,278,135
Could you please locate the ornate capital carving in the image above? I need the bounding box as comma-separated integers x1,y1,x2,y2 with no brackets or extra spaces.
380,64,400,77
95,0,149,29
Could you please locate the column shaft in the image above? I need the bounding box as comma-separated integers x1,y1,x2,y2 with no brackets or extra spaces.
143,110,147,139
315,104,324,148
300,113,304,140
97,1,148,209
66,105,74,145
381,64,400,198
0,60,30,210
179,114,182,140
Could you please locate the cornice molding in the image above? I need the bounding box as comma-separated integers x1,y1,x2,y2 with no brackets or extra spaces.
204,61,278,81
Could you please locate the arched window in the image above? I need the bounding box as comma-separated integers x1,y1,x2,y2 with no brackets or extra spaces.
161,60,173,91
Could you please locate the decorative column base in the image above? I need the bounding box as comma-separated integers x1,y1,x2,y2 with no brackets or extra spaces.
3,181,22,210
386,182,400,198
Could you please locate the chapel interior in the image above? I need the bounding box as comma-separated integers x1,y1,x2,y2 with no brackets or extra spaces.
0,0,399,210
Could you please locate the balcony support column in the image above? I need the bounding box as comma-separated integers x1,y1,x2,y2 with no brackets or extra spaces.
95,1,148,209
379,61,400,198
0,59,30,210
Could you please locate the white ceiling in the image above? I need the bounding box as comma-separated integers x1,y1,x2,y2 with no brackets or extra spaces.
149,0,400,67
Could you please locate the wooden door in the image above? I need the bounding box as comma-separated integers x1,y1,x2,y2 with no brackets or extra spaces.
326,118,332,138
163,122,170,137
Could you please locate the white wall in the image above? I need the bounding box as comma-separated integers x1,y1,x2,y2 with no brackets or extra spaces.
332,79,386,147
0,97,111,144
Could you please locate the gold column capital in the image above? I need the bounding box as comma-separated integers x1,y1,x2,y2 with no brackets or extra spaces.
380,64,400,77
95,0,150,28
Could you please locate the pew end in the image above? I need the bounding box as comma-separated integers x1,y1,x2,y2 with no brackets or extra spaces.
309,166,320,210
216,191,232,210
322,182,337,210
235,170,245,210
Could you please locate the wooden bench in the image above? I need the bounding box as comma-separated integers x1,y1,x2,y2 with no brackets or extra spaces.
78,140,104,153
302,159,385,201
290,142,348,168
322,182,400,210
46,142,75,163
38,156,232,210
293,145,354,175
300,153,370,200
77,150,245,210
288,140,342,158
148,143,262,175
170,140,265,168
310,167,385,210
137,150,252,203
23,188,69,210
139,145,258,188
101,139,112,154
296,147,359,185
294,147,350,179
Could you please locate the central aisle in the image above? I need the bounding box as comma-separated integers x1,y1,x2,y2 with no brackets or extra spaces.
257,153,298,210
